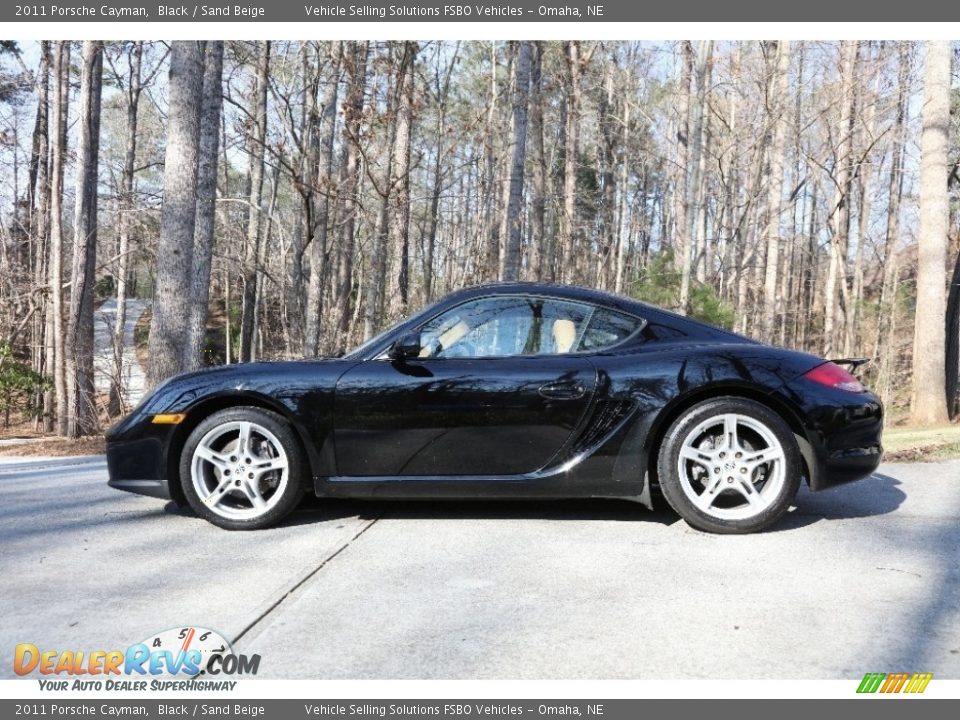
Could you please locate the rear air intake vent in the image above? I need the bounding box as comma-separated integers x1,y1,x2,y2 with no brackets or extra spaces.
568,399,636,457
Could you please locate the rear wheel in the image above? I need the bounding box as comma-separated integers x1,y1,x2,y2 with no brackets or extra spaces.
656,397,801,534
180,406,306,530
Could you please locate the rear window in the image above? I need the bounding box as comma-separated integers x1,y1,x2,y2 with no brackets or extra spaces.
577,308,644,351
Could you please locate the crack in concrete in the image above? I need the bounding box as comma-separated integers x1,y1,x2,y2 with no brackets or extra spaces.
230,514,383,646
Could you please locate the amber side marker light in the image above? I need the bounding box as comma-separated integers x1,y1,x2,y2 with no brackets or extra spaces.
152,413,187,425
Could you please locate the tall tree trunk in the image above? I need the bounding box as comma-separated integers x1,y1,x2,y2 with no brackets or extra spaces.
147,41,204,387
823,41,858,356
679,41,712,313
910,41,951,426
673,41,693,268
722,43,742,306
183,42,224,371
945,247,960,418
365,63,398,339
846,55,880,358
529,42,547,282
31,42,52,431
49,41,70,435
109,41,143,414
482,42,502,279
64,41,103,437
876,43,911,390
560,41,582,283
595,52,619,289
423,44,459,301
499,41,532,282
760,41,791,341
387,41,418,319
239,41,270,362
614,98,631,294
304,41,341,357
333,41,369,354
284,45,312,356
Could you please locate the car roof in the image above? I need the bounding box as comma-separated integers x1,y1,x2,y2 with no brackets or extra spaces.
447,281,648,315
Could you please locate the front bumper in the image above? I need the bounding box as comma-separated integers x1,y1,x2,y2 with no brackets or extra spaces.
105,424,175,501
107,477,172,499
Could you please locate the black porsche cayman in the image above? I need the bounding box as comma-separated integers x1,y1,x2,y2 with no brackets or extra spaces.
106,282,883,533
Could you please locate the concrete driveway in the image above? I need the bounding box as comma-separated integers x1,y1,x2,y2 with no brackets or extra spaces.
1,456,958,679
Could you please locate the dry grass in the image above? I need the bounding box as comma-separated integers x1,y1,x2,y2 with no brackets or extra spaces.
0,436,105,457
883,423,960,462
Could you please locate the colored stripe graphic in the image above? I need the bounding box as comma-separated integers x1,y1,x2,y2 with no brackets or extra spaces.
857,672,932,694
905,673,933,693
857,673,885,693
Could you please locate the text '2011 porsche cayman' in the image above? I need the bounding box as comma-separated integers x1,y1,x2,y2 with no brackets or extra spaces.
106,283,883,534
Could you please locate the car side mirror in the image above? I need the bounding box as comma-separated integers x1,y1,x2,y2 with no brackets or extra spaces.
388,332,422,361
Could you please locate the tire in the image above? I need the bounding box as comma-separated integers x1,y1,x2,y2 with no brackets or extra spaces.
656,397,801,534
179,406,307,530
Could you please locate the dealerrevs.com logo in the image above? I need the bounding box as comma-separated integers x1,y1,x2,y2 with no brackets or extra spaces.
14,626,260,691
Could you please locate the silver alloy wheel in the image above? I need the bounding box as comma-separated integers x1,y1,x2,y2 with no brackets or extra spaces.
676,412,787,521
190,420,289,521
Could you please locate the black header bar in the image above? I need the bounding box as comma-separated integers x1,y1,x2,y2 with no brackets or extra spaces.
5,0,960,23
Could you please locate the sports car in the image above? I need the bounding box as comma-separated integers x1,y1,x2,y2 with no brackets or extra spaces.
106,282,883,533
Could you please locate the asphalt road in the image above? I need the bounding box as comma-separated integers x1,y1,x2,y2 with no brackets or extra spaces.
1,455,958,679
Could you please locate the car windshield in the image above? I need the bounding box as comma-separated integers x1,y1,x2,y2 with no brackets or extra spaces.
343,322,402,359
343,300,440,359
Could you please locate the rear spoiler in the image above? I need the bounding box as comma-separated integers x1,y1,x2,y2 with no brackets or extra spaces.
830,358,870,370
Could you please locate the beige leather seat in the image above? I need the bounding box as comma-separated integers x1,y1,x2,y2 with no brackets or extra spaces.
419,320,470,357
553,319,577,354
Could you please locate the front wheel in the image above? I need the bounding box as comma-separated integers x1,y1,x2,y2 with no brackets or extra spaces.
180,406,307,530
656,397,801,534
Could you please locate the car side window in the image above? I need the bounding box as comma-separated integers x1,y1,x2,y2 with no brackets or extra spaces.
418,297,588,358
417,297,640,358
576,307,645,352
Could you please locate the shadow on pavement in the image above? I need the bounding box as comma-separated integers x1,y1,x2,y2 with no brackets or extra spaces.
162,495,678,528
784,470,907,527
155,467,908,531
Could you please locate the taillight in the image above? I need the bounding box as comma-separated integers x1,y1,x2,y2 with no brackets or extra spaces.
803,362,865,393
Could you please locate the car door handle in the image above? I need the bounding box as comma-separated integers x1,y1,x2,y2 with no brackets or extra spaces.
538,381,586,400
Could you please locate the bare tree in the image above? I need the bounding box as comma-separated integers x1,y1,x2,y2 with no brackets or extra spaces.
183,42,224,371
499,41,532,282
679,41,712,313
332,41,369,354
64,41,104,437
1,40,956,434
147,41,204,387
875,44,912,401
239,41,270,363
48,41,70,435
910,41,951,426
560,41,583,283
108,41,143,414
823,41,858,357
30,42,52,431
760,41,791,341
304,42,342,356
387,41,418,320
528,42,548,281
